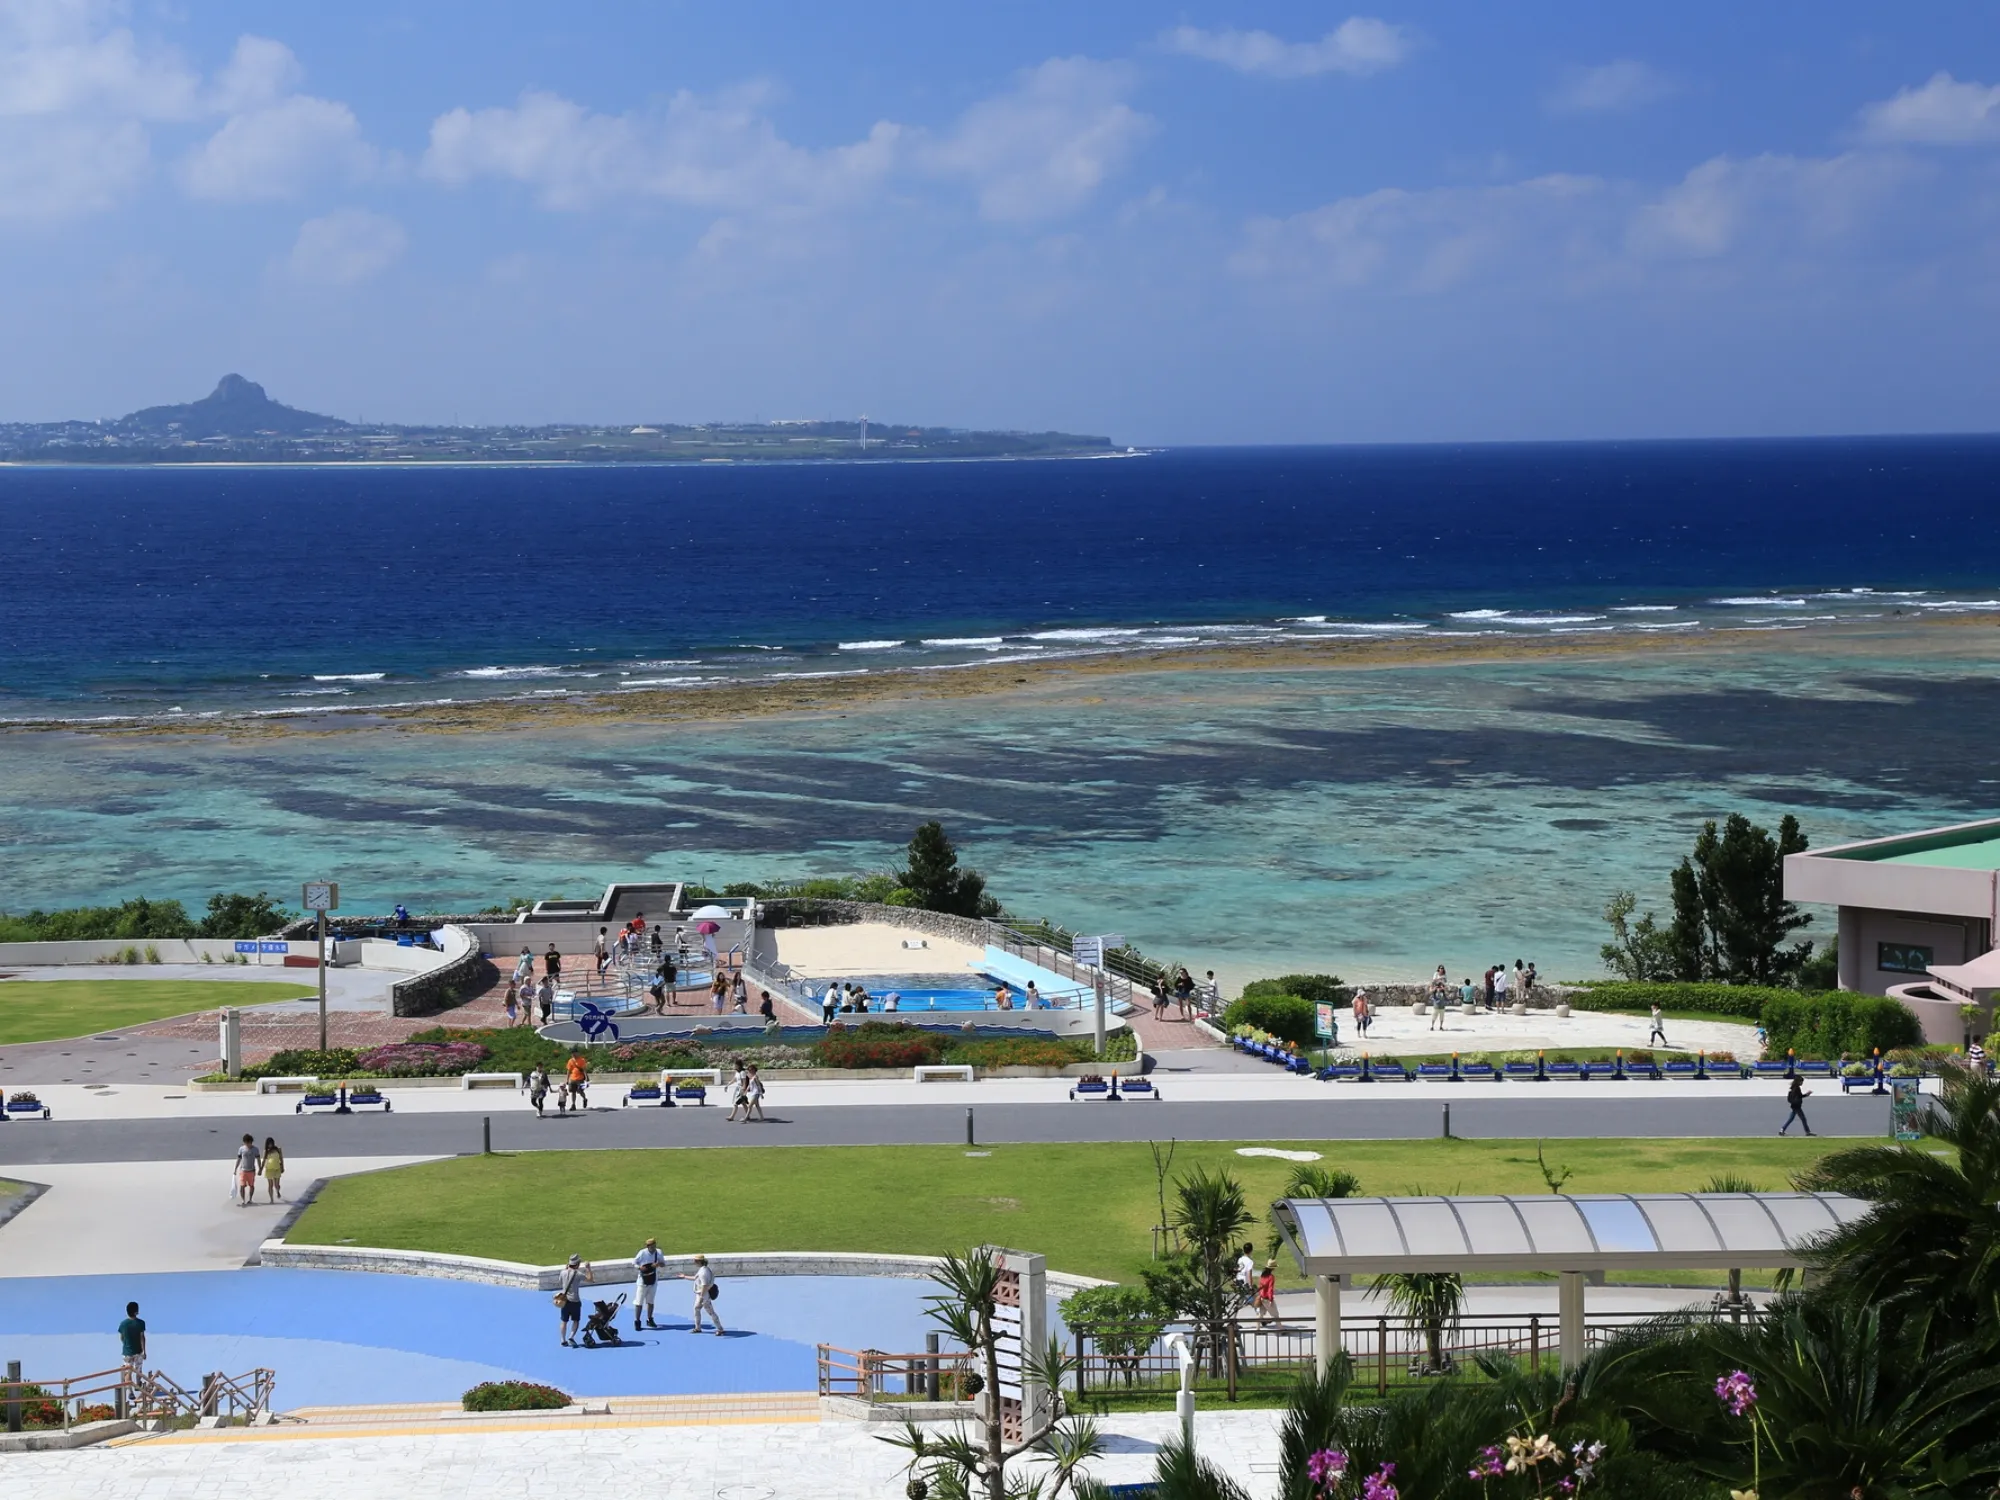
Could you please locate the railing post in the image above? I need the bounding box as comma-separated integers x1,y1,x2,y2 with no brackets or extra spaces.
5,1360,19,1433
1530,1315,1540,1375
927,1332,941,1401
1377,1318,1388,1396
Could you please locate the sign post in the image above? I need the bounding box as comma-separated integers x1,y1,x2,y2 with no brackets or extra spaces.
302,881,339,1053
1890,1077,1922,1142
1315,1001,1338,1066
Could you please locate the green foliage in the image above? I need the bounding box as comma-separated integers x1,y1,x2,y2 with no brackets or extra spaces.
1063,1285,1170,1381
1143,1167,1253,1380
196,890,292,938
1599,889,1679,981
253,1047,362,1078
1371,1271,1465,1374
814,1022,944,1069
461,1379,569,1411
1221,992,1317,1047
1241,974,1350,1008
897,820,996,917
0,897,195,942
1763,990,1922,1059
1667,811,1813,984
1797,939,1839,991
1568,981,1788,1021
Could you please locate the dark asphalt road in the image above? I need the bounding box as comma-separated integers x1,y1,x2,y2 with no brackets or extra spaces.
0,1092,1890,1165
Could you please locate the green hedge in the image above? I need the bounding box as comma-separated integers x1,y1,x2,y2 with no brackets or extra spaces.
463,1380,568,1412
1573,982,1922,1057
1568,982,1784,1020
1240,974,1351,1008
1221,993,1317,1047
1763,992,1922,1059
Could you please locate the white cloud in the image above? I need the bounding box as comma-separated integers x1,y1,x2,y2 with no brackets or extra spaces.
178,37,371,201
0,0,197,221
1161,19,1410,79
1628,151,1923,258
922,57,1153,221
1546,60,1675,115
285,207,405,285
1857,72,2000,145
423,85,899,213
1235,173,1607,290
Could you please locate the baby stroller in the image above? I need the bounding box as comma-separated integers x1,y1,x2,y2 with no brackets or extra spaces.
580,1292,627,1347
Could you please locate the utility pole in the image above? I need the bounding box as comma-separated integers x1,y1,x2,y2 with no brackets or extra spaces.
303,881,339,1052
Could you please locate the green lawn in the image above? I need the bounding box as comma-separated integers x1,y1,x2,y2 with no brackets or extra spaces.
291,1137,1845,1284
0,979,316,1044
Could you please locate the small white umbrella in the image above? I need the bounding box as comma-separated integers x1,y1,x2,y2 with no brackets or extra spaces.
688,904,731,920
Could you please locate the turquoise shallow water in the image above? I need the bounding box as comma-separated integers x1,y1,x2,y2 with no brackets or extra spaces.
2,627,1996,985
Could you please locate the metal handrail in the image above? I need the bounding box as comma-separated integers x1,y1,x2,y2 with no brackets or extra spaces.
817,1343,974,1400
1,1365,275,1430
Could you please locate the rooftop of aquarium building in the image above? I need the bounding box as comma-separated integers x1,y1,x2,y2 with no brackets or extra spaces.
1821,817,2000,869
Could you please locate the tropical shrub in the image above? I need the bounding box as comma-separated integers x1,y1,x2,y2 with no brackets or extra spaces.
1241,973,1350,1008
1568,981,1782,1020
252,1047,361,1078
813,1022,947,1069
353,1040,490,1076
462,1380,569,1412
1763,991,1921,1059
1222,992,1317,1047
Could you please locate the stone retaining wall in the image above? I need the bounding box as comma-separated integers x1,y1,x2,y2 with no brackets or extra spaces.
389,926,494,1018
759,899,994,946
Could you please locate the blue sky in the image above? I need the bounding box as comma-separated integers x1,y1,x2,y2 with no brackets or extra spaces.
2,1,1996,442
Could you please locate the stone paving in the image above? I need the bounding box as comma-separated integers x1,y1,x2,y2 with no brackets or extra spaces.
10,1407,1290,1499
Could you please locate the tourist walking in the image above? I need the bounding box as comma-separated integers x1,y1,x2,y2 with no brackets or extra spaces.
1202,971,1220,1011
232,1134,260,1206
1234,1243,1256,1300
1253,1261,1279,1327
822,984,840,1024
1174,968,1195,1018
595,928,610,979
711,970,729,1014
1483,966,1498,1010
545,943,563,981
726,1062,751,1121
1647,1003,1669,1048
513,946,535,987
1515,959,1532,1005
650,953,677,1013
1430,983,1448,1031
1024,980,1041,1009
1460,975,1477,1014
1353,989,1372,1037
503,981,520,1026
1494,964,1511,1010
564,1050,590,1111
557,1254,587,1346
632,1238,665,1332
528,1064,551,1116
1779,1074,1814,1136
1969,1038,1989,1077
537,975,555,1026
731,972,749,1013
117,1300,147,1382
682,1254,726,1335
757,989,776,1023
745,1064,766,1121
262,1137,285,1202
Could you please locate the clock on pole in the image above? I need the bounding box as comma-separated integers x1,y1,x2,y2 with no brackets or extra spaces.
302,880,338,1049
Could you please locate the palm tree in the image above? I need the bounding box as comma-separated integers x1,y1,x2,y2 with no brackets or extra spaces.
1372,1270,1464,1375
1143,1168,1253,1383
1796,1067,2000,1351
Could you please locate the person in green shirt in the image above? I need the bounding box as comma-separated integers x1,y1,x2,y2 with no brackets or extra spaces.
118,1301,147,1379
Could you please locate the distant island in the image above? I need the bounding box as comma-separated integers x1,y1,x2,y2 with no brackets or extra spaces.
0,375,1119,464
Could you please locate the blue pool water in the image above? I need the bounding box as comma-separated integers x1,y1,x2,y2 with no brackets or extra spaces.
0,1269,983,1409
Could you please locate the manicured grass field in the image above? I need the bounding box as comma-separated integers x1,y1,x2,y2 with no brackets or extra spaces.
0,979,316,1044
292,1137,1845,1284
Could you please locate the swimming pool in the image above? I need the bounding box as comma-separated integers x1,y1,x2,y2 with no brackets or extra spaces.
811,974,1078,1013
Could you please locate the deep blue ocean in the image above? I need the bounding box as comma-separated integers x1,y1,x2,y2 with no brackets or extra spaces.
3,437,1999,720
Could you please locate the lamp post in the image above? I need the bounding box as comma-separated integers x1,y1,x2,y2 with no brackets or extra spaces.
302,881,339,1053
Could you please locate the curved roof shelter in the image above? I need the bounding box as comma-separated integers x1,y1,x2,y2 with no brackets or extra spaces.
1276,1192,1869,1277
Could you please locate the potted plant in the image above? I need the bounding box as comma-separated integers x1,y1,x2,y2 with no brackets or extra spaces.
672,1076,708,1101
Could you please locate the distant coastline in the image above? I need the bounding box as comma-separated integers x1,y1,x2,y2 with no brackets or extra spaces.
15,609,1995,742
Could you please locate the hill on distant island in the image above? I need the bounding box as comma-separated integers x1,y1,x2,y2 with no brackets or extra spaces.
119,375,347,438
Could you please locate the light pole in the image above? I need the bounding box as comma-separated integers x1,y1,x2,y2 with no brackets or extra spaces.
302,882,339,1052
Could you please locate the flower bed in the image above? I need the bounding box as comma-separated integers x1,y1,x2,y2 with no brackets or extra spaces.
354,1041,491,1076
462,1379,569,1412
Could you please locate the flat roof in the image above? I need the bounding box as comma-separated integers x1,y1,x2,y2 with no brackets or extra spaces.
1818,817,2000,870
1275,1193,1869,1275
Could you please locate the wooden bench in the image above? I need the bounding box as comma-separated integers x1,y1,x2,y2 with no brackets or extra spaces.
460,1072,524,1090
913,1064,976,1083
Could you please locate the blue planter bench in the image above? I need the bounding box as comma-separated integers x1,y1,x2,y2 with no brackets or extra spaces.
1622,1063,1662,1080
1662,1062,1699,1078
1459,1062,1498,1081
1546,1061,1582,1080
347,1091,390,1110
1503,1062,1542,1080
1072,1080,1111,1094
1369,1063,1410,1082
673,1087,708,1104
1120,1078,1159,1097
1319,1065,1363,1082
1795,1061,1835,1078
1415,1064,1455,1081
1580,1062,1619,1080
1840,1072,1884,1093
1707,1064,1746,1078
623,1086,667,1107
1751,1061,1791,1078
3,1098,50,1119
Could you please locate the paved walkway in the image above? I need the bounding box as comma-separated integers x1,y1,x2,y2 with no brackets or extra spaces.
8,1407,1290,1500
